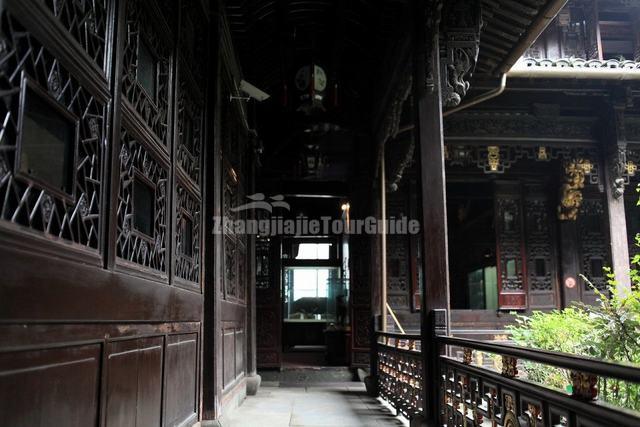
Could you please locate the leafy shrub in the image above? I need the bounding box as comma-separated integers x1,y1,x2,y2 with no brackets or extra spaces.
508,308,591,391
507,282,640,410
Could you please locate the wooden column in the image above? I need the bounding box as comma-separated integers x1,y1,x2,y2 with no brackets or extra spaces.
380,155,388,332
246,141,261,395
559,221,582,305
202,4,222,420
413,0,450,425
603,103,631,292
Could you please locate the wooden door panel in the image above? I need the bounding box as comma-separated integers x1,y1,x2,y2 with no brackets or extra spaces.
0,344,101,427
164,333,198,427
105,337,163,427
223,327,236,389
524,184,559,310
495,182,528,310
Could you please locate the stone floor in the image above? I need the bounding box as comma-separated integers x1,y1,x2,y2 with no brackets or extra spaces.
219,382,409,427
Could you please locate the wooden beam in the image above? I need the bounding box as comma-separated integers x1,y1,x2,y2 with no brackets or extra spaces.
413,0,450,424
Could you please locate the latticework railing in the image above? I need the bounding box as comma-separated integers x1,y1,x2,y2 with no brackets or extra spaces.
437,336,640,427
376,332,424,419
375,319,640,426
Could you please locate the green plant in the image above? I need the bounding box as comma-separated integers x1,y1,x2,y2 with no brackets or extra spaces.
505,183,640,410
507,282,640,410
578,274,640,408
507,308,592,391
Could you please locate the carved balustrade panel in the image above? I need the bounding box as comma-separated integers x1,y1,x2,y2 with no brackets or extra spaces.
377,333,423,420
436,336,640,427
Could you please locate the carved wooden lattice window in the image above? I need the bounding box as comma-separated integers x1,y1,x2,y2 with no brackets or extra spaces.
43,0,109,70
174,184,200,286
386,186,410,311
116,128,168,273
495,184,527,310
256,237,271,290
0,11,106,251
176,76,204,187
121,0,172,147
171,0,206,291
223,162,240,300
577,198,609,292
524,186,557,309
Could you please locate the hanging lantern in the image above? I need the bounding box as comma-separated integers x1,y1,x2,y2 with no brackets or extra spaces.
294,63,327,115
300,144,324,177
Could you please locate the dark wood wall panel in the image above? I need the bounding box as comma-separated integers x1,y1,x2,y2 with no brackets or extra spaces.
223,327,236,389
164,333,198,427
0,245,202,322
105,337,164,427
0,0,209,424
235,329,245,378
0,344,101,427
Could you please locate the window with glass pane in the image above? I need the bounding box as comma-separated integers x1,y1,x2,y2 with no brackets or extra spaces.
295,243,332,260
19,87,76,195
284,267,343,320
133,178,154,237
137,39,156,99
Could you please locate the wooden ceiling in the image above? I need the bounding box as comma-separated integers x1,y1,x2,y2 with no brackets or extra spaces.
225,0,563,88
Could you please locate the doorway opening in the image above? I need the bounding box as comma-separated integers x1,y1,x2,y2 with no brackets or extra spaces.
281,238,349,367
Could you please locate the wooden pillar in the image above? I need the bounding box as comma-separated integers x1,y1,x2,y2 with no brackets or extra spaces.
559,221,581,306
603,103,631,292
202,7,222,420
380,155,388,332
412,0,450,425
246,141,261,395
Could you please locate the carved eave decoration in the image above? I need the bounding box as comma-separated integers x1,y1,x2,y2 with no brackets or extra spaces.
443,112,598,142
558,158,593,221
446,144,601,179
440,0,482,108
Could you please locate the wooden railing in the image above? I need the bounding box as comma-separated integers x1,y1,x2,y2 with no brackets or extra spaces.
374,313,640,426
376,331,423,419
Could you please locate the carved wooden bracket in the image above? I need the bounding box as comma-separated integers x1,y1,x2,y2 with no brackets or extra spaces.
462,348,473,365
439,0,482,107
501,355,518,378
570,371,598,401
558,159,592,221
609,107,629,199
